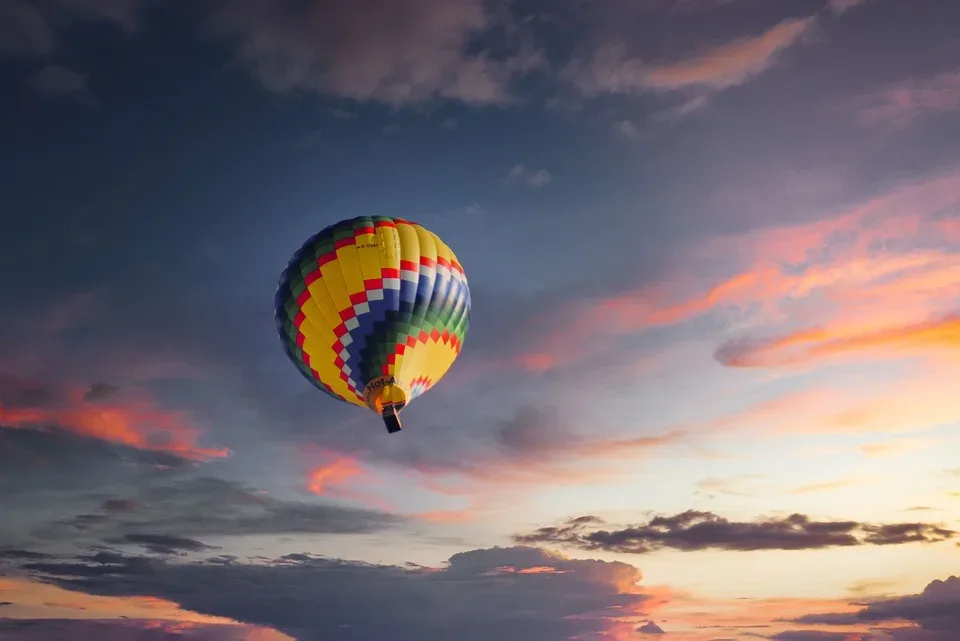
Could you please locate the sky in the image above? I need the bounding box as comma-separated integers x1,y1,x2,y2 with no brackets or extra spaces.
0,0,958,639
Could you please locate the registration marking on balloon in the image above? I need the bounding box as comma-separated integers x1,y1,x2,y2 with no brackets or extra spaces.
275,215,469,428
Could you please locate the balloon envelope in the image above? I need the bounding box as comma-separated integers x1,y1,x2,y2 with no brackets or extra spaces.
274,216,470,433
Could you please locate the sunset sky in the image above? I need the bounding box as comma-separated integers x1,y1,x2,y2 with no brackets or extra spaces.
1,0,959,639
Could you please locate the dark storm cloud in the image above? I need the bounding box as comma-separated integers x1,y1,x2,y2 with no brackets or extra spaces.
23,545,654,641
0,426,401,555
637,620,664,634
792,576,960,638
0,549,54,561
109,534,217,555
103,498,142,514
0,618,260,641
0,425,188,496
47,474,403,545
513,510,957,553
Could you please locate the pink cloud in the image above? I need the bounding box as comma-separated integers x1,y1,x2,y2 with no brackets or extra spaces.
680,368,960,439
507,168,960,376
856,71,960,125
827,0,874,15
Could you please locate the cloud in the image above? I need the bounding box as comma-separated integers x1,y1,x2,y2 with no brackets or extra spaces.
108,534,218,556
0,618,283,641
29,64,89,99
305,454,364,496
0,378,228,462
0,550,53,561
0,1,55,56
714,315,960,368
769,632,856,641
47,474,404,545
787,477,870,494
568,15,815,96
508,167,960,377
637,620,665,634
827,0,874,15
3,0,543,108
513,511,956,553
859,437,938,459
503,164,553,188
793,576,960,640
696,474,767,498
612,120,641,140
0,0,146,58
387,406,683,523
293,407,682,524
302,451,394,512
204,0,541,106
0,424,191,500
0,426,401,554
20,546,662,641
83,382,120,402
855,70,960,126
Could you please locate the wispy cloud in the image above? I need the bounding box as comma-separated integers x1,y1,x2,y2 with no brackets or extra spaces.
0,1,55,57
827,0,874,16
787,476,870,494
855,70,960,126
29,64,88,100
503,164,552,188
568,15,815,96
858,437,939,459
612,119,642,140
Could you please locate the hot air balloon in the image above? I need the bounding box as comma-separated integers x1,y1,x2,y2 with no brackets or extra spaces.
274,216,470,434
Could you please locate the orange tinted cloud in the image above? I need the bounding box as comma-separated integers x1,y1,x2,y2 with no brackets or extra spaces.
306,455,363,496
0,576,238,624
641,592,875,640
303,450,394,511
571,16,815,96
643,17,814,91
788,476,871,494
0,385,228,461
717,315,960,369
859,437,938,459
510,169,960,374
